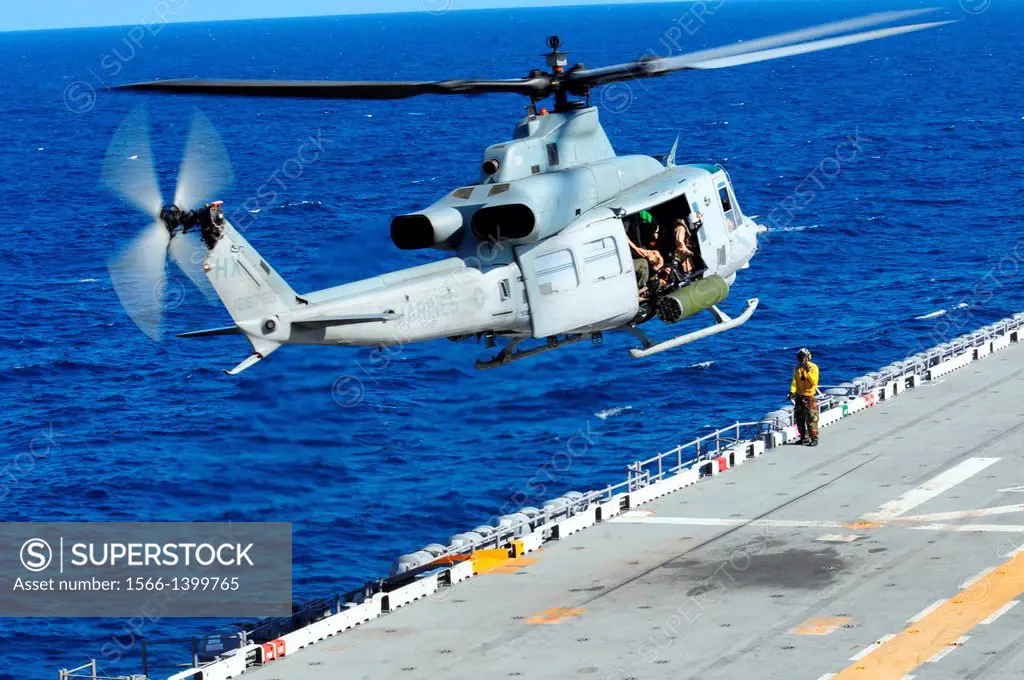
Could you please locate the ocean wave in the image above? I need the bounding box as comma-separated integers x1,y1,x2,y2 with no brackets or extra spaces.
915,309,947,320
688,360,715,369
248,200,327,214
767,224,821,233
595,405,632,420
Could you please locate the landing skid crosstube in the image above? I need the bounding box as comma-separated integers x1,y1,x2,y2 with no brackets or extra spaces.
475,333,601,370
475,298,758,369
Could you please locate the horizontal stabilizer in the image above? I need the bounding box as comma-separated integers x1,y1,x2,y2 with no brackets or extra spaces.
177,325,242,339
294,312,402,328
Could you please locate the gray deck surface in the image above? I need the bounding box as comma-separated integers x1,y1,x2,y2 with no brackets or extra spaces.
250,341,1024,680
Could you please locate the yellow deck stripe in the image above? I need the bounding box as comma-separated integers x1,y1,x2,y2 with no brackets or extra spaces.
834,550,1024,678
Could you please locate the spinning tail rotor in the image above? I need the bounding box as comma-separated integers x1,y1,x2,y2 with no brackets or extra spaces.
104,107,233,339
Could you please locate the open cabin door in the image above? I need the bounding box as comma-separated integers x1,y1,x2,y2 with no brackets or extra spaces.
693,173,733,276
515,216,638,338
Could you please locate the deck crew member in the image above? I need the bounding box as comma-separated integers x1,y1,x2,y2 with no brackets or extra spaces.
788,348,820,446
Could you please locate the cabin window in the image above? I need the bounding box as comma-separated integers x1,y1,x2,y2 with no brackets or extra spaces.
452,187,475,199
536,248,578,295
719,185,738,232
582,236,622,281
488,183,510,196
546,143,560,167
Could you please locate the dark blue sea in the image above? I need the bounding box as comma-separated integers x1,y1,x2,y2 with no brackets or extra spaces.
1,1,1022,677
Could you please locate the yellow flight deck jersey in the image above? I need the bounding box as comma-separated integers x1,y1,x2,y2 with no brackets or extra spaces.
790,361,819,397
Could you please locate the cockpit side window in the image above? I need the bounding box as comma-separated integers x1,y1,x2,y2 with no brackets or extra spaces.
718,185,738,232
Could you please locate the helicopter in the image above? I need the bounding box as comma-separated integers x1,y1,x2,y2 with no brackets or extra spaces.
105,9,951,375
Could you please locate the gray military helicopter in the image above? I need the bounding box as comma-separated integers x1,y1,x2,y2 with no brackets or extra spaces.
106,9,950,375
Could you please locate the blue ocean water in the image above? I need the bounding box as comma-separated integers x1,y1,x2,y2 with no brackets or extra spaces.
1,1,1022,676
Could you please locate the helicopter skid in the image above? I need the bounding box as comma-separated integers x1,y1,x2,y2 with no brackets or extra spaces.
628,298,759,359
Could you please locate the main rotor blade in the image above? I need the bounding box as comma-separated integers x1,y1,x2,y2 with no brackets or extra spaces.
118,77,553,100
684,20,956,70
174,109,234,211
102,106,163,220
108,221,171,340
568,9,950,87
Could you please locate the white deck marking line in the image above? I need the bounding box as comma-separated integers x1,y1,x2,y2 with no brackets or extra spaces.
610,516,844,528
926,635,970,663
899,504,1024,523
961,567,996,589
617,510,655,519
910,523,1024,533
860,457,1000,522
980,600,1019,624
816,675,836,680
908,599,946,623
850,634,897,661
816,534,861,542
998,486,1024,493
613,516,1024,534
611,516,744,526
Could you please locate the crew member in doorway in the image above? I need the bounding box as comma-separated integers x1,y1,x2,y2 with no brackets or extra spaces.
628,211,665,293
788,348,820,446
628,237,663,292
672,217,697,275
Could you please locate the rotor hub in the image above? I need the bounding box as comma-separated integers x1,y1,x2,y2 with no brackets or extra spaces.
159,204,187,234
545,35,568,73
159,202,228,249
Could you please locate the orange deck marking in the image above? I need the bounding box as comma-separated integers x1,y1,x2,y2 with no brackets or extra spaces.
843,520,885,530
833,550,1024,679
485,557,538,574
525,607,586,624
793,617,851,635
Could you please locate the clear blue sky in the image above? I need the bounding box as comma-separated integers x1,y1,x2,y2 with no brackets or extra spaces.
0,0,692,32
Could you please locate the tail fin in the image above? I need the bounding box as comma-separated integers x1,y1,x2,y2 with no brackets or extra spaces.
203,222,297,374
666,134,679,167
206,222,297,321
